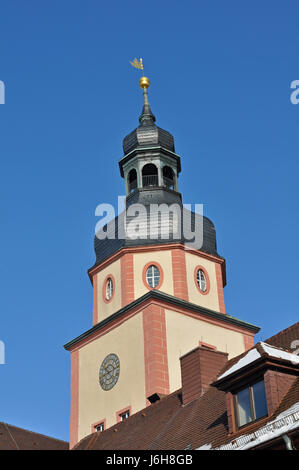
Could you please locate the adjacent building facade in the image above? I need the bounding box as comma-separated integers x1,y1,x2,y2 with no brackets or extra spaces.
73,322,299,451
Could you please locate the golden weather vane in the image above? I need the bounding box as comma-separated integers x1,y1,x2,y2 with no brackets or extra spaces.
130,57,150,90
130,57,144,72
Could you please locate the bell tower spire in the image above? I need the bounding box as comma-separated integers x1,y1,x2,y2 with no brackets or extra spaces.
63,65,261,450
120,58,181,196
138,74,156,125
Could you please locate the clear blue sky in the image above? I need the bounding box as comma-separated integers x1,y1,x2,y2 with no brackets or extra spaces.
0,1,298,442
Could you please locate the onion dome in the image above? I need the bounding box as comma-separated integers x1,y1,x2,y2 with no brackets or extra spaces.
122,78,175,155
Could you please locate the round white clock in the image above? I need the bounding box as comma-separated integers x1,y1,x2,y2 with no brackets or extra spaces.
99,353,120,391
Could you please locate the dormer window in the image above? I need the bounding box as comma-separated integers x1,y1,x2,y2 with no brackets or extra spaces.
235,379,268,427
213,342,299,436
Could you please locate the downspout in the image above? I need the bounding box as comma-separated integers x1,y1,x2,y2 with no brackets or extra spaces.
282,434,294,450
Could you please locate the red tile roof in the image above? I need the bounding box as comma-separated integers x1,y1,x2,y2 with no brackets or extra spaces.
265,322,299,351
0,423,68,450
74,322,299,450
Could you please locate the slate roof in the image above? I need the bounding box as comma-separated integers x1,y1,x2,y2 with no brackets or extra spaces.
0,423,68,450
73,322,299,451
122,102,175,156
92,190,220,269
93,92,219,270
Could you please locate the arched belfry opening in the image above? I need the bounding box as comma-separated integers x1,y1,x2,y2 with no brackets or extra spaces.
128,169,137,193
142,163,158,188
163,166,175,190
120,73,181,198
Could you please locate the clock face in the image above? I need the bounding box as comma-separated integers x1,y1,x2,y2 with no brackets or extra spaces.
99,353,120,391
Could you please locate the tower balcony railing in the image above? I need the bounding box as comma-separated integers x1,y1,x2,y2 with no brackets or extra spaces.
142,175,158,188
163,177,175,189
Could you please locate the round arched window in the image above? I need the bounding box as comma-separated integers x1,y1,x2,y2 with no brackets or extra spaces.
128,169,137,193
105,277,114,300
146,265,160,288
196,269,207,292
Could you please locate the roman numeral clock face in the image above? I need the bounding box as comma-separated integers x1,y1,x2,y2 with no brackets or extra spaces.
99,353,120,391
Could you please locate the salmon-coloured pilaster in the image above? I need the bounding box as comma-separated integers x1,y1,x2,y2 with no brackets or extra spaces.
121,253,134,307
143,304,170,403
171,248,189,301
243,333,255,351
92,275,98,326
215,263,226,313
70,349,79,449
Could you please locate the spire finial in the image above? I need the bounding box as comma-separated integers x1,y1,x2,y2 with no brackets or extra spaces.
130,57,150,90
130,57,155,124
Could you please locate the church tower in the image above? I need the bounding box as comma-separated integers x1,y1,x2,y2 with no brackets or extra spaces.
65,71,259,448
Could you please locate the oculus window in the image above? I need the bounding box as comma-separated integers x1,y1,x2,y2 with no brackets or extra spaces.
105,277,113,301
196,269,207,292
146,265,160,288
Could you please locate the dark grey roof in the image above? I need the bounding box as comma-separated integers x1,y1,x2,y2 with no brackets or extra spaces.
91,188,220,270
123,102,175,155
93,94,220,272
